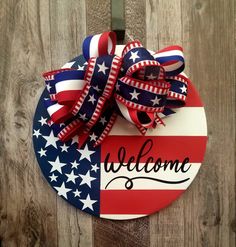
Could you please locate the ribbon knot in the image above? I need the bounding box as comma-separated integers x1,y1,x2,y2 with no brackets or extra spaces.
43,31,189,147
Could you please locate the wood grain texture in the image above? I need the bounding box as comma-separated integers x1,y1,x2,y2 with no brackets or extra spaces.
146,3,185,246
0,0,91,246
86,0,111,35
124,0,146,45
146,0,236,246
0,0,235,246
48,2,92,246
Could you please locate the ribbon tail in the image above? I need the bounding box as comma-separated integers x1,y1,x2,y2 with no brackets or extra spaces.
162,108,176,116
94,111,118,147
155,114,165,126
78,131,90,149
135,124,147,135
165,74,189,107
77,104,118,147
46,118,64,136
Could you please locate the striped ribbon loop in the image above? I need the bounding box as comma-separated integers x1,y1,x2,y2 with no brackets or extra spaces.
153,45,185,77
44,98,72,124
54,70,85,104
122,41,162,79
43,69,72,101
42,31,189,147
166,74,189,107
70,55,122,129
115,76,170,112
83,32,116,61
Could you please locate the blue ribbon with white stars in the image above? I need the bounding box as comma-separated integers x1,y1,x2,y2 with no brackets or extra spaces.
42,32,189,146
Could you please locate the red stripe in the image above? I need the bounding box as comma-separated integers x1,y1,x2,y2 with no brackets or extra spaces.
98,32,116,56
162,60,180,66
185,82,203,107
129,109,155,128
157,45,183,53
100,190,184,214
98,33,108,56
51,106,72,123
56,90,82,104
101,136,207,163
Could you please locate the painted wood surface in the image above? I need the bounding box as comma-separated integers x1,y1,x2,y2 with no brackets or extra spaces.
0,0,235,246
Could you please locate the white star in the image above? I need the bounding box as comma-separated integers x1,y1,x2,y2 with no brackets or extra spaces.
130,89,140,100
49,173,58,182
180,85,187,93
33,129,41,138
99,117,107,125
129,51,140,63
151,96,161,106
80,194,97,211
83,62,88,66
146,73,157,80
48,156,67,174
115,83,120,91
70,160,80,169
71,135,78,145
78,144,95,162
93,85,101,92
78,65,84,70
73,189,82,198
60,123,65,128
89,133,97,141
38,116,47,126
42,130,59,149
54,182,72,199
38,148,47,157
79,113,87,121
79,171,96,188
97,61,109,75
61,61,76,68
46,83,51,91
91,163,99,173
65,170,79,184
60,143,69,152
88,94,96,105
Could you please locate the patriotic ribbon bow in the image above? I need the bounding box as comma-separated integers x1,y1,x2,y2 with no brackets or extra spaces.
43,31,188,147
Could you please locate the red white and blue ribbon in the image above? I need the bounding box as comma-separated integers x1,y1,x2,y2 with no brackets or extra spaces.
42,31,188,147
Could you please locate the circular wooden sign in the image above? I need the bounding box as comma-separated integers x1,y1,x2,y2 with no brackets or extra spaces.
33,46,207,220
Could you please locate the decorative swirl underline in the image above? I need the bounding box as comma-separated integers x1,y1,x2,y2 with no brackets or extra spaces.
105,176,190,190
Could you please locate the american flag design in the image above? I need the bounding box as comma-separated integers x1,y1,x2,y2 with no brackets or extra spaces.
33,46,207,220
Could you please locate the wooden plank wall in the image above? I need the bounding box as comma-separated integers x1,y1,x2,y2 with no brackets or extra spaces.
0,0,235,246
146,1,235,246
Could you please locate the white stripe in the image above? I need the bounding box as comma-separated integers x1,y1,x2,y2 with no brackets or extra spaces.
100,163,201,190
154,50,184,58
107,36,112,53
109,107,207,136
100,214,146,220
116,100,134,124
56,79,85,93
115,46,123,56
114,45,182,60
89,34,101,58
47,104,63,115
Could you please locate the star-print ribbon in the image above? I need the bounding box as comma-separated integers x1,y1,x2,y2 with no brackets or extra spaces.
42,31,189,147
